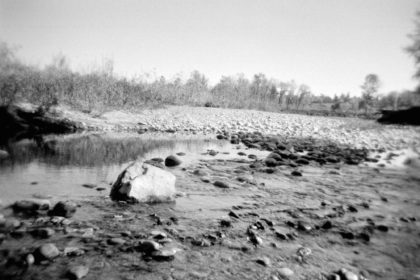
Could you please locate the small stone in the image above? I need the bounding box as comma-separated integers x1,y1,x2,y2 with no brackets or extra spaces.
150,230,167,240
216,134,224,140
82,184,96,189
96,187,106,191
34,243,60,261
13,199,51,213
340,231,355,239
67,265,89,279
256,256,271,266
64,247,85,256
201,176,211,183
165,155,182,167
297,221,312,232
49,201,77,218
322,220,333,230
108,237,126,245
348,205,358,213
376,225,389,232
214,181,230,188
151,248,177,261
338,268,359,280
220,219,232,227
33,228,55,238
25,254,35,266
278,267,294,278
228,211,240,219
176,152,186,156
137,240,161,255
275,230,288,240
291,170,302,176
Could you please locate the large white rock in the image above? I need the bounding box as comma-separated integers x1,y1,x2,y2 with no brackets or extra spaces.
110,162,176,203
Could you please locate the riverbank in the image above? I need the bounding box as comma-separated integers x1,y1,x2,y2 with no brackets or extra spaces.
0,105,419,280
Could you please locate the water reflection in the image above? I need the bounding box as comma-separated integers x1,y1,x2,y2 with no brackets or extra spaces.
0,132,231,204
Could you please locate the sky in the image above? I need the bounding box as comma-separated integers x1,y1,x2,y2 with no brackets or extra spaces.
0,0,419,96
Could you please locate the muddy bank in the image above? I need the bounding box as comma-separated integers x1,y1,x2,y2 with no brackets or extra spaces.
0,104,79,146
1,133,419,280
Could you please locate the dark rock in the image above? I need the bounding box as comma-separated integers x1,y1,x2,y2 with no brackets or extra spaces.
151,249,177,261
214,181,230,188
13,199,51,214
49,201,77,218
32,228,55,238
136,240,161,255
220,219,232,227
274,230,288,240
321,220,332,230
296,158,310,165
165,155,182,167
340,231,355,240
82,184,96,189
248,154,257,159
216,134,224,140
358,232,370,242
291,170,302,176
376,225,389,232
229,211,240,219
337,268,359,280
348,205,358,213
297,221,312,232
208,150,218,156
264,158,277,167
176,152,186,156
191,238,212,247
256,256,271,266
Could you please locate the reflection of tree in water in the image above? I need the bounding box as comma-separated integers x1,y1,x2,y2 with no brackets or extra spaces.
2,134,200,167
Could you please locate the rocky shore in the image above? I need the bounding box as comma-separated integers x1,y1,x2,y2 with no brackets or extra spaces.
0,105,419,279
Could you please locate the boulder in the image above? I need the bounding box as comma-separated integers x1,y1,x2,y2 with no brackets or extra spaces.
110,162,176,203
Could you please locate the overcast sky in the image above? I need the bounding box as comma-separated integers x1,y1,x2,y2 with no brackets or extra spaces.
1,0,419,96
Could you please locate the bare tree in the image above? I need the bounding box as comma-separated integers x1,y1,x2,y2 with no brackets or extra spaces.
360,74,380,113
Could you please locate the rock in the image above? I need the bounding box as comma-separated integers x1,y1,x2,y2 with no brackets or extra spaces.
291,170,302,176
0,233,5,244
1,217,21,231
151,248,177,261
201,176,211,183
32,228,55,238
96,187,106,191
150,230,167,240
49,201,77,218
256,256,271,266
376,225,389,232
193,169,209,177
108,237,126,245
13,199,51,213
278,267,294,278
176,152,186,156
216,134,224,140
338,268,359,280
34,243,60,261
64,247,85,256
82,183,96,189
348,205,358,213
165,155,182,167
208,150,218,156
0,149,9,159
67,265,89,279
214,181,230,188
25,254,35,266
297,221,312,232
136,240,161,255
110,162,176,203
321,220,333,230
220,219,232,227
192,238,212,247
340,231,355,239
229,211,240,219
274,230,288,240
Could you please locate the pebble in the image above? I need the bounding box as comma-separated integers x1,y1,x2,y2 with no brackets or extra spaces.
165,155,182,167
49,201,77,218
277,267,294,278
82,183,96,189
214,181,230,188
291,170,302,176
64,247,85,256
35,243,60,261
338,268,359,280
108,237,126,245
151,248,177,261
137,240,161,255
67,265,89,279
256,256,271,266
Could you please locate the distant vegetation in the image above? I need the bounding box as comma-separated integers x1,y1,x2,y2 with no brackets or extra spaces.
1,42,419,117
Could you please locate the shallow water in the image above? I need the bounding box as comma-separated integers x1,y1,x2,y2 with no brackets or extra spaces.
0,132,242,204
